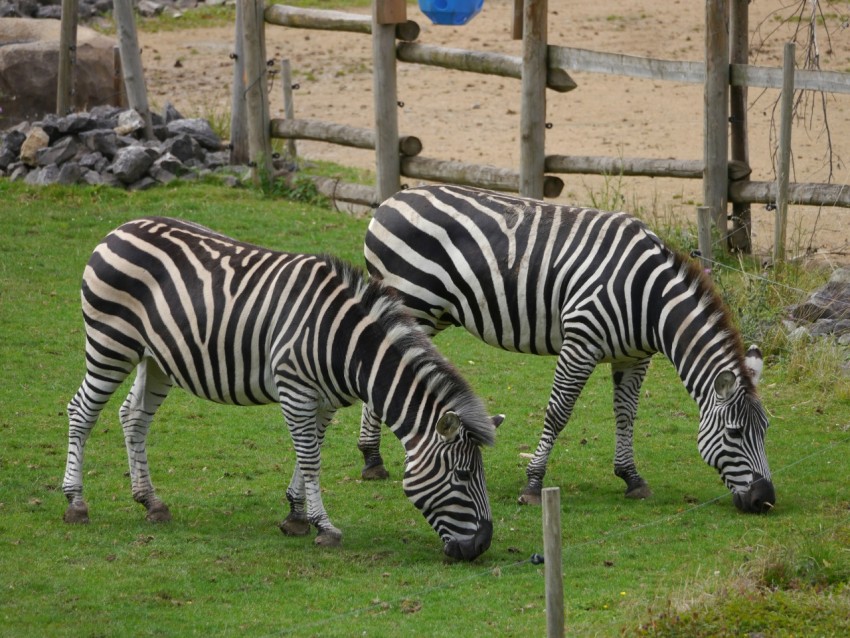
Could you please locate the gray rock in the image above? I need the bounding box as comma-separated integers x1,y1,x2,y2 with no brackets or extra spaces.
0,129,25,169
78,129,119,158
78,151,108,172
163,102,184,123
9,164,28,181
166,118,222,151
57,161,83,185
162,133,204,163
137,0,165,17
114,109,146,136
129,176,158,191
111,146,154,184
36,135,78,166
24,163,59,185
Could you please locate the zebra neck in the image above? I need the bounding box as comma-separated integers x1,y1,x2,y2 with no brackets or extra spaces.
351,336,436,443
654,275,741,406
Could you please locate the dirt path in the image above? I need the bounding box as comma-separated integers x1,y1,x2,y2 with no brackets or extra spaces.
139,0,850,263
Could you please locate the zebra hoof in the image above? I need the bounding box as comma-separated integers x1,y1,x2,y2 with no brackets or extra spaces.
315,528,343,547
279,514,311,537
625,484,653,500
63,501,90,524
517,490,542,506
361,464,390,481
145,501,172,523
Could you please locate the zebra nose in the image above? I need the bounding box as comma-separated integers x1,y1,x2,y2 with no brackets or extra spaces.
732,473,776,514
443,519,493,561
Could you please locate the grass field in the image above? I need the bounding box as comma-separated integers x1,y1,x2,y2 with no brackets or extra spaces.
1,179,849,636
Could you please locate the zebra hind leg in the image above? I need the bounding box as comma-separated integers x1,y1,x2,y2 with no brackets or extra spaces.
358,403,389,480
119,356,174,522
612,359,653,500
63,360,137,523
279,461,311,536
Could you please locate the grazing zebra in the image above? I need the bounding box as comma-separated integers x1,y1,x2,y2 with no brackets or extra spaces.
62,216,500,561
359,184,775,513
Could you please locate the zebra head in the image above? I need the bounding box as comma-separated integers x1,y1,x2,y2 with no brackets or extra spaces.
403,411,502,561
698,346,775,514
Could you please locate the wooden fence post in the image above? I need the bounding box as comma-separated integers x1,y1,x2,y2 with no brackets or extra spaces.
520,0,547,199
774,42,795,264
57,0,78,116
241,0,273,185
230,0,249,165
112,0,153,139
542,487,565,638
728,0,751,252
372,0,402,203
703,0,729,246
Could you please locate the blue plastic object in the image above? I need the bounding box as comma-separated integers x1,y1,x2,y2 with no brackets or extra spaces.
418,0,483,25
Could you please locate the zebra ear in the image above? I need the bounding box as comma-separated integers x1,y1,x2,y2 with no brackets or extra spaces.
491,414,505,428
714,370,737,401
436,411,462,442
745,345,764,386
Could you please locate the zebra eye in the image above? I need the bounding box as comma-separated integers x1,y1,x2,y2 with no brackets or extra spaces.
726,427,743,440
455,469,471,482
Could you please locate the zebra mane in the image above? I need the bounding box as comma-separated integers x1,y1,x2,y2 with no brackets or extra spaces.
669,249,756,393
322,255,496,446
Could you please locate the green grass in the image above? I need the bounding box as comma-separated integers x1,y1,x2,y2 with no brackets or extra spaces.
1,180,849,636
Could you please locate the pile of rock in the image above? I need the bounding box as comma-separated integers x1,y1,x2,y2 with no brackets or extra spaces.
0,104,249,189
0,0,228,21
786,267,850,345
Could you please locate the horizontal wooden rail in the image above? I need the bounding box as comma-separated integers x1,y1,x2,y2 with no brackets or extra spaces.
730,63,850,94
396,42,576,93
729,180,850,207
545,155,703,178
270,118,422,156
549,45,850,95
401,156,564,198
548,46,703,84
544,156,752,180
264,4,420,41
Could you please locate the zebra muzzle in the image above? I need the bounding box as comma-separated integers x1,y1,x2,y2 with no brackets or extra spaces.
443,519,493,561
732,473,776,514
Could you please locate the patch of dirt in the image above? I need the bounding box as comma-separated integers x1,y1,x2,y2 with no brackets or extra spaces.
138,0,850,263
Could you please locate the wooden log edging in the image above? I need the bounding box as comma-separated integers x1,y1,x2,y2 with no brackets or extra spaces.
270,118,422,156
544,155,751,181
307,176,379,208
264,4,420,41
401,156,564,198
396,42,576,93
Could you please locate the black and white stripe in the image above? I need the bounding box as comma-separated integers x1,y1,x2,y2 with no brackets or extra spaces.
62,216,498,560
360,185,774,513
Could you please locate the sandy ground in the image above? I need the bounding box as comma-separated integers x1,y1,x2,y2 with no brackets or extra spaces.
138,0,850,264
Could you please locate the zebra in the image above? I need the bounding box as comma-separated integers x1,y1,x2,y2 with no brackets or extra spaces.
62,216,501,561
358,184,775,514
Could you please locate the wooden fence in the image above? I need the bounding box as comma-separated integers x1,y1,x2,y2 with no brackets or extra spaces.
239,0,850,256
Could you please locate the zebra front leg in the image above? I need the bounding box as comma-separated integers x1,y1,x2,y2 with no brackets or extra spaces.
358,403,389,480
280,399,342,546
612,359,653,500
519,342,597,505
119,357,173,522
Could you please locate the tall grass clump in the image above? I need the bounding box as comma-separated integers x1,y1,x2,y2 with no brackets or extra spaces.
634,526,850,637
